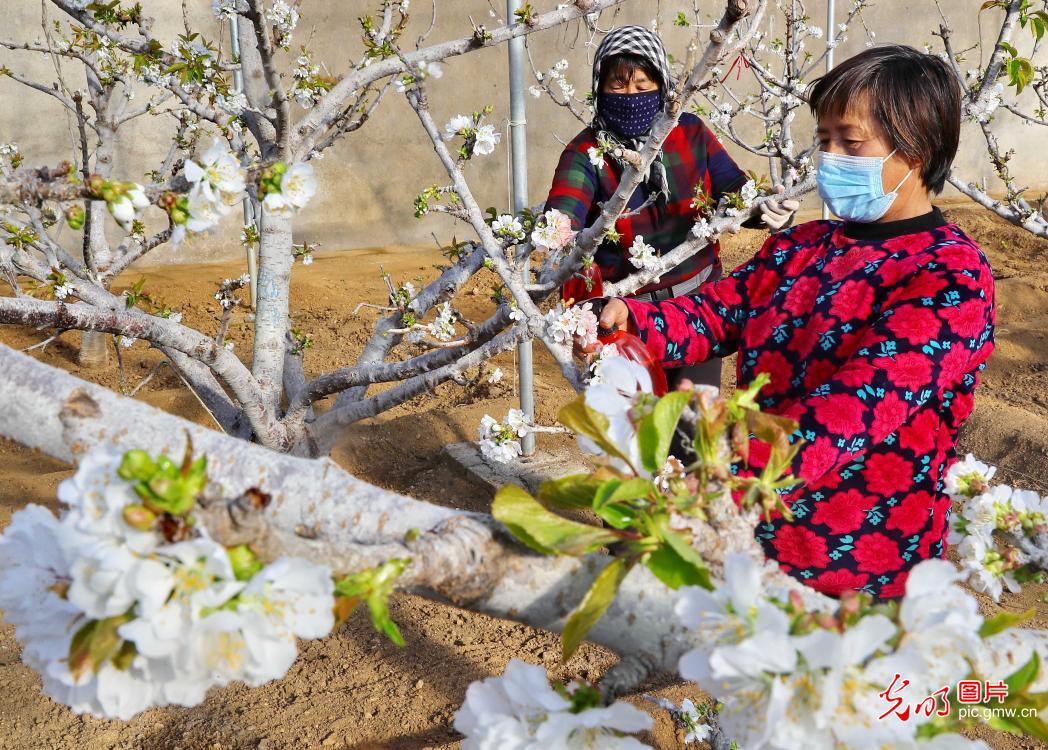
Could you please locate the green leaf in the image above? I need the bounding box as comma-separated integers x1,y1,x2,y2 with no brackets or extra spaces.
562,557,629,662
334,558,410,646
493,485,620,555
1033,16,1045,40
537,474,604,510
645,525,713,590
558,397,635,470
595,503,638,529
592,477,656,509
1008,57,1035,93
1000,41,1019,57
638,391,692,474
979,607,1035,638
68,611,135,680
604,478,658,505
592,479,622,509
1005,650,1041,695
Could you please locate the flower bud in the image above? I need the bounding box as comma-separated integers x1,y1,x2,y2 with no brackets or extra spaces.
227,544,263,581
122,504,157,531
816,612,840,631
117,449,156,480
839,589,861,617
65,205,85,230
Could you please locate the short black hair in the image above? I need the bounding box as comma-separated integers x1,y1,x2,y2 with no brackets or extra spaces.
808,44,962,194
599,53,663,90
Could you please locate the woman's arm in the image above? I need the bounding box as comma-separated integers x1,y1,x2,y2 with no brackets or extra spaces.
700,119,749,201
600,231,788,363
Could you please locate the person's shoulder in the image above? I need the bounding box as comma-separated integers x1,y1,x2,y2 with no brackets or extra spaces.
677,111,708,133
772,219,839,248
923,222,992,274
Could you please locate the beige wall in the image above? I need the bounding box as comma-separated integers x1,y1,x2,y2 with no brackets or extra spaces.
2,1,1045,265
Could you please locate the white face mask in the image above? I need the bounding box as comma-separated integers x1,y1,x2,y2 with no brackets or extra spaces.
816,149,914,222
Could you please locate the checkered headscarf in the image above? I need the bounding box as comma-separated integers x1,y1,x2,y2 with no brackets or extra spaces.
591,25,675,101
591,25,675,205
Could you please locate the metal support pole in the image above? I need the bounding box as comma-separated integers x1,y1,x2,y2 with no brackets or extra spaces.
822,0,836,221
507,0,536,456
228,15,259,309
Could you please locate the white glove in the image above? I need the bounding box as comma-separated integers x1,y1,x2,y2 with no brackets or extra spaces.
760,184,800,232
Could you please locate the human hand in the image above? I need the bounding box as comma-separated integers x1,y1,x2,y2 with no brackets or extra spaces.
760,184,800,231
574,297,630,358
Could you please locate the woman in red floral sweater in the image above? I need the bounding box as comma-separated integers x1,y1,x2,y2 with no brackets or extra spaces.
592,45,996,600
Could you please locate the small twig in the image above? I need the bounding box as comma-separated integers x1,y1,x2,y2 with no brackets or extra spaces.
129,358,169,397
21,329,68,353
112,334,128,394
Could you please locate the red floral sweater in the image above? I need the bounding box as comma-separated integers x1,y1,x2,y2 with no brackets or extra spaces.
622,210,996,600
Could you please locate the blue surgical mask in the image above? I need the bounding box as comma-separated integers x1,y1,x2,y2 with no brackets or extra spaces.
597,90,662,138
817,149,914,223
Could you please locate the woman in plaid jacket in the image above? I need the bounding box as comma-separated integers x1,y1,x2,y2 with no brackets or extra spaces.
543,24,798,388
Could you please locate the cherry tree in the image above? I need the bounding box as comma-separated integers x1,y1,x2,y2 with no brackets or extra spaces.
934,0,1048,238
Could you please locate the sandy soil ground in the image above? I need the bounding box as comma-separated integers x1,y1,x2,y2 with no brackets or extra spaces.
0,206,1046,749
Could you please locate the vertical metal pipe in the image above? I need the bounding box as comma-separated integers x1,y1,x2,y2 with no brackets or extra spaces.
822,0,836,221
507,0,536,456
228,14,259,309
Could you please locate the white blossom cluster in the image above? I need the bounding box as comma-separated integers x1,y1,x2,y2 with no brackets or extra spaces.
644,696,712,745
544,302,598,348
944,454,1048,600
492,214,526,242
530,208,576,253
454,659,652,748
292,55,325,109
426,301,457,341
739,179,760,207
0,141,20,170
478,409,532,464
178,138,248,244
265,0,300,48
262,162,318,216
531,58,575,100
675,554,992,750
443,113,501,156
626,235,660,273
108,184,150,231
586,146,606,170
396,60,443,93
53,281,75,300
965,83,1004,123
0,451,334,720
214,272,252,309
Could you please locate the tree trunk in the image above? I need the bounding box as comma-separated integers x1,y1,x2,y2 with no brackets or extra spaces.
251,209,294,414
77,330,109,368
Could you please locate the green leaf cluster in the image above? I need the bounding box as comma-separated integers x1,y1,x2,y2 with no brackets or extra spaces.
334,559,411,646
117,444,207,517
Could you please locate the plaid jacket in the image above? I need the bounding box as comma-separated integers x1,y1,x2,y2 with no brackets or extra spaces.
543,112,748,294
623,215,996,600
